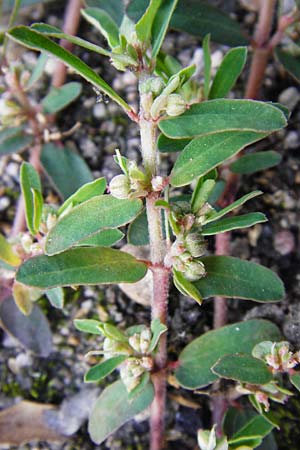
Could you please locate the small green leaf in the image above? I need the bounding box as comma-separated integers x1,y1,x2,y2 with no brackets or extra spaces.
20,162,42,235
127,209,149,246
45,287,64,309
88,379,154,444
174,319,281,389
191,178,215,213
212,353,273,384
157,134,191,153
148,318,167,353
31,23,111,57
58,178,107,215
74,318,103,335
41,143,93,200
275,47,300,81
76,229,124,247
0,296,52,357
203,34,211,99
289,372,300,392
46,195,142,255
229,414,274,445
194,256,285,302
85,0,124,26
135,0,161,43
81,8,120,48
159,99,287,139
173,269,203,304
170,130,267,187
7,26,131,112
100,323,129,342
204,190,263,224
201,212,267,235
26,52,48,89
0,233,21,267
209,47,247,99
151,0,178,58
230,151,282,175
0,133,33,156
85,356,127,382
16,247,148,288
0,126,24,142
12,280,33,316
42,82,82,113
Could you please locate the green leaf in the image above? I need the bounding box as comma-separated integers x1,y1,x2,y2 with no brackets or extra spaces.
58,178,107,215
174,319,281,389
0,233,21,266
7,26,131,112
135,0,161,43
157,134,191,153
170,0,249,46
170,130,267,187
0,132,33,156
191,178,215,213
31,23,111,57
230,151,282,175
229,414,274,445
194,256,285,302
85,0,124,26
275,47,300,81
173,268,203,304
20,162,42,235
100,323,128,342
41,143,93,200
212,353,273,384
151,0,178,58
45,195,142,255
204,190,263,224
16,247,148,288
3,0,52,12
12,280,34,316
127,209,149,245
209,47,247,99
289,372,300,392
203,34,211,99
159,99,287,139
75,229,124,247
148,319,168,353
81,8,120,48
45,287,64,309
26,52,48,89
0,296,52,357
85,356,127,382
201,212,267,236
42,82,82,113
74,318,103,335
88,379,154,444
0,126,24,142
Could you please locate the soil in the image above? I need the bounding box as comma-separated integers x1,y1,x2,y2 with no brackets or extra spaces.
0,1,300,449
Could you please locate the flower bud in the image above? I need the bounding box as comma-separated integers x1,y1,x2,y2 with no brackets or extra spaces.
151,176,164,192
109,174,131,199
184,232,206,258
103,337,132,358
150,94,168,120
166,94,186,117
163,75,180,95
129,334,141,353
21,234,33,253
140,328,152,354
140,356,153,370
184,260,206,282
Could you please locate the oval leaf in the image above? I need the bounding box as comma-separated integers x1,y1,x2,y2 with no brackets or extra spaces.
194,256,285,302
202,212,267,235
20,162,42,235
7,26,131,112
0,233,21,266
85,355,127,382
46,195,142,255
41,143,93,200
42,81,82,113
209,47,247,99
230,151,282,175
75,229,124,247
212,353,273,385
16,247,148,288
58,177,107,215
170,130,267,187
159,99,287,139
0,130,33,156
89,379,154,444
174,319,281,389
151,0,178,58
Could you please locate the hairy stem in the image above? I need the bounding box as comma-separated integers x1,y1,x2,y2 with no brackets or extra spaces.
139,84,169,450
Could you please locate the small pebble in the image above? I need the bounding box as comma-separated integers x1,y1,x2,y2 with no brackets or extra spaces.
284,130,299,149
279,87,300,111
0,197,10,211
274,230,295,255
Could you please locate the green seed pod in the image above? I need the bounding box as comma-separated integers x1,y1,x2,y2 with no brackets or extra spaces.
166,94,186,117
184,260,206,282
103,337,132,358
109,174,131,199
185,232,206,258
150,94,168,120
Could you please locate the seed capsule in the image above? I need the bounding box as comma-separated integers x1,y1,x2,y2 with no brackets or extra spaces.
109,174,130,199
